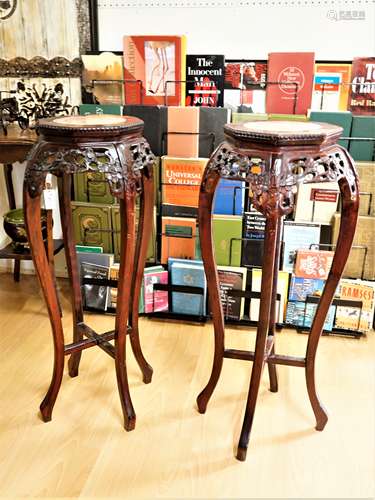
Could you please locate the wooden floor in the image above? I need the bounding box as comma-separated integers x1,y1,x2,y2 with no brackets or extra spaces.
0,273,374,499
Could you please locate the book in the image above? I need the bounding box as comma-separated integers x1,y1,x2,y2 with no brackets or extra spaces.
81,52,124,105
185,55,225,107
198,107,231,158
76,251,114,283
348,57,375,116
167,106,200,158
285,301,335,331
348,116,375,162
81,262,110,311
170,261,207,316
294,181,340,223
111,205,157,263
212,214,242,267
71,201,113,254
309,111,353,148
241,211,266,269
143,267,169,313
73,171,116,205
79,104,123,116
161,217,197,264
288,276,326,302
294,249,334,280
217,265,247,320
282,221,322,272
107,263,120,310
336,279,375,332
75,245,103,254
224,61,267,113
356,161,375,216
311,72,342,112
123,35,186,106
213,178,245,216
268,113,308,121
312,63,352,111
231,112,268,124
266,52,315,115
249,269,290,323
123,105,167,156
334,305,361,331
332,213,375,280
161,156,207,208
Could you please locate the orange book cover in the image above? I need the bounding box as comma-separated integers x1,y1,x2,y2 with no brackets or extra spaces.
123,35,186,106
315,63,352,111
161,217,196,264
162,157,207,207
294,249,334,279
167,106,200,157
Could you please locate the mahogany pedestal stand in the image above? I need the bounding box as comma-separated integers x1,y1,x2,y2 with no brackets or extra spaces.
23,114,155,430
196,121,359,461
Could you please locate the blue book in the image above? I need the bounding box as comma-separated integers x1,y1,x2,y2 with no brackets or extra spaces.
289,276,326,302
213,179,245,215
282,221,321,273
286,301,335,331
167,257,203,272
170,262,207,316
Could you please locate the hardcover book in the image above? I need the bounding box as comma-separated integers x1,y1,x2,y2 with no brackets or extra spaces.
348,116,375,161
123,35,187,106
332,213,375,280
241,211,267,269
313,63,352,111
294,249,334,280
348,57,375,115
161,156,207,208
71,201,113,254
73,171,116,205
282,221,322,272
309,111,352,149
266,52,315,115
167,106,200,158
81,262,109,311
294,181,340,223
199,107,231,158
81,52,124,105
224,61,267,113
213,178,245,216
144,268,169,313
170,261,207,316
288,276,326,302
212,214,243,267
217,265,247,320
122,105,167,156
285,301,335,331
336,279,375,332
250,269,290,323
79,104,123,116
161,217,197,264
185,55,225,107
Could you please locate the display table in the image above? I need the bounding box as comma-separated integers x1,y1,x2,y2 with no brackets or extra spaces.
197,120,360,461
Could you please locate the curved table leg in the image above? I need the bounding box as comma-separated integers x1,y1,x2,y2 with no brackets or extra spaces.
115,196,137,431
237,211,279,461
24,188,65,422
267,217,282,393
196,168,224,414
58,175,84,378
305,150,359,431
129,170,154,384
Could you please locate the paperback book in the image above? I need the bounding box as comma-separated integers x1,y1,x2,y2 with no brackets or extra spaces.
81,52,124,105
185,55,225,107
143,267,169,313
224,61,267,113
249,269,290,323
213,178,245,216
170,261,207,316
312,63,352,111
81,262,109,311
212,214,242,267
336,279,375,332
285,301,335,331
217,266,247,320
294,249,334,280
288,276,326,302
348,57,375,115
161,217,197,264
241,211,267,269
282,221,322,273
167,106,200,157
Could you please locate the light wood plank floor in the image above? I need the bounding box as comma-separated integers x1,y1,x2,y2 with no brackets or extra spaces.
0,273,374,499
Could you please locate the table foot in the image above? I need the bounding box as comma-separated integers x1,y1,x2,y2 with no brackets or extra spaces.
236,446,248,462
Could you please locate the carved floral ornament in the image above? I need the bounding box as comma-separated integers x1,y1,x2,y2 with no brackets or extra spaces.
0,0,17,20
0,56,83,78
24,139,155,198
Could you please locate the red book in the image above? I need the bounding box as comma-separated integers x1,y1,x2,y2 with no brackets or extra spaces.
266,52,315,115
294,249,334,280
123,35,186,106
144,270,168,313
348,57,375,115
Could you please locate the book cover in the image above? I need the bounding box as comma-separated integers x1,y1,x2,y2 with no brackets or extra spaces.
76,251,114,284
241,211,267,269
336,279,375,332
185,55,225,107
79,104,123,116
348,57,375,115
144,269,169,313
282,221,322,272
356,161,375,216
268,113,308,121
250,269,290,323
288,276,326,302
334,305,361,331
285,301,335,331
161,156,207,208
199,107,231,158
213,178,245,216
294,249,334,279
81,52,124,105
348,116,375,161
123,35,186,106
332,213,375,280
167,106,200,158
71,201,113,254
81,262,109,311
123,105,167,156
73,171,116,205
311,72,342,112
231,112,268,124
217,265,247,320
75,245,103,254
161,217,196,264
266,52,315,115
309,111,352,148
313,63,352,111
212,215,242,267
294,180,340,223
224,61,267,113
170,262,207,316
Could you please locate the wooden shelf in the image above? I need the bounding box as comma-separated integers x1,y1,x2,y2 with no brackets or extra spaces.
0,239,64,260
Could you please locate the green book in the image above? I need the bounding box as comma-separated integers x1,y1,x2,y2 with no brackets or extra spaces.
232,112,268,124
75,244,103,254
71,201,113,254
74,171,116,205
111,205,157,263
79,104,123,115
349,116,375,161
269,113,308,121
309,111,353,148
213,215,242,267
